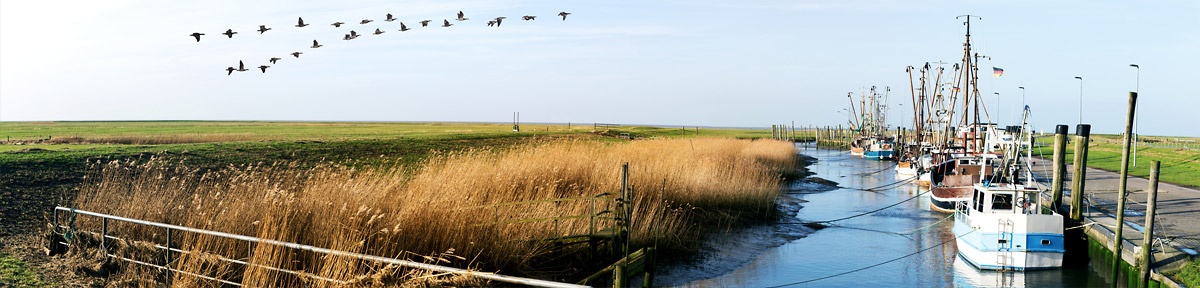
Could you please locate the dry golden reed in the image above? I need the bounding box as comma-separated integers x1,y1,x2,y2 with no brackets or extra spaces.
72,137,796,286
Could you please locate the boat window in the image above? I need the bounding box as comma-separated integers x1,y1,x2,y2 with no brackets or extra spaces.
974,190,984,212
992,193,1014,211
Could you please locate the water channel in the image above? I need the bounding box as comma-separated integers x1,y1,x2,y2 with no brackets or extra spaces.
659,144,1122,287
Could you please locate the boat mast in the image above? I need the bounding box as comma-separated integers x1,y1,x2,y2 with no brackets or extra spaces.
957,15,980,154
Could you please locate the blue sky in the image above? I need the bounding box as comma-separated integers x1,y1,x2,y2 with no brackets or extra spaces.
1,0,1196,136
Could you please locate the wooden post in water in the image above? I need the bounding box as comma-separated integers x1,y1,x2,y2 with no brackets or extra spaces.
1139,160,1160,288
1069,124,1091,222
1051,125,1069,211
1111,92,1137,288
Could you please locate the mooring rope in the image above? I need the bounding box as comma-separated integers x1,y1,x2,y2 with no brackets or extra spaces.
850,161,899,176
836,174,918,192
765,229,977,287
796,188,929,225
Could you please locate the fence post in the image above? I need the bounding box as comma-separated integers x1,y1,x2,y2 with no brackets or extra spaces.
165,227,173,282
101,218,108,252
643,247,656,288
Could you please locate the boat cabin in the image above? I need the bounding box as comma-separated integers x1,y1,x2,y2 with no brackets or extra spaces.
967,183,1048,215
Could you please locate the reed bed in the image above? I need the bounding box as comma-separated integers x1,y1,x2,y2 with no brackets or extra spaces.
70,138,797,286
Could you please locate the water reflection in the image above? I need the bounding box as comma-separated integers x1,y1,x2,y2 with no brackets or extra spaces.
676,145,1104,287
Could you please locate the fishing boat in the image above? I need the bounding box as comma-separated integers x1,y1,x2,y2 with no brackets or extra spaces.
846,86,894,160
928,154,994,213
863,137,895,160
953,182,1064,270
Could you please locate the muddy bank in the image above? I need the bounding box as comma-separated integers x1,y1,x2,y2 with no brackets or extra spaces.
654,153,840,285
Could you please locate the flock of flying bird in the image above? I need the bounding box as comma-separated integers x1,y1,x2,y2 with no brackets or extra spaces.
190,10,573,75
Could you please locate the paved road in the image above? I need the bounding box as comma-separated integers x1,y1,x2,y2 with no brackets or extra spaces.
1030,157,1200,263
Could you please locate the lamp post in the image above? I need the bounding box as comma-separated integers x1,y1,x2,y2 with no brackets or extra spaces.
1074,76,1084,124
1130,64,1139,167
994,92,1001,124
1018,86,1025,113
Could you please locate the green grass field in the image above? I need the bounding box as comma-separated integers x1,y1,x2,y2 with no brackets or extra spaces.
1032,133,1200,188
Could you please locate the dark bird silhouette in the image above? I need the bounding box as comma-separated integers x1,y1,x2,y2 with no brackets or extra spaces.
419,20,432,27
222,29,237,38
494,16,505,27
343,34,352,40
456,11,468,21
311,40,322,48
522,15,536,21
331,22,345,27
374,28,384,35
385,13,396,22
226,67,235,75
399,22,410,32
257,25,271,34
236,60,250,72
349,30,360,38
269,57,281,64
258,65,270,73
360,19,373,24
558,12,571,20
295,17,309,27
487,20,495,27
189,32,204,42
291,52,303,58
442,19,452,27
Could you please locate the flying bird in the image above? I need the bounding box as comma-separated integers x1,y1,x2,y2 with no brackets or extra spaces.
258,65,270,73
360,19,373,24
189,32,204,42
343,34,353,40
222,29,237,38
522,15,536,21
226,67,235,75
442,19,452,27
487,20,495,27
493,17,505,27
257,25,271,34
399,22,410,32
419,19,432,27
311,39,322,48
331,22,345,27
349,30,360,38
385,13,396,22
374,28,384,35
295,17,309,27
291,52,303,58
558,12,571,20
236,60,250,72
269,57,281,64
456,11,468,21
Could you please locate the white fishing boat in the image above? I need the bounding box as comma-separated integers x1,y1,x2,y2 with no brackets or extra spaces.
952,182,1064,270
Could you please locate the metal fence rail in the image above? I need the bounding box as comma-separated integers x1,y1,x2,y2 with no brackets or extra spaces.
53,206,589,288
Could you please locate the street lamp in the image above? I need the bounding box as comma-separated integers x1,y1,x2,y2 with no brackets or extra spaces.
1018,86,1025,122
1074,76,1084,124
994,92,1001,124
1130,64,1139,167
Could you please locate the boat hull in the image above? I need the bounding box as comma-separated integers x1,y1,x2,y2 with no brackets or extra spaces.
929,186,971,213
953,206,1065,271
864,149,894,160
